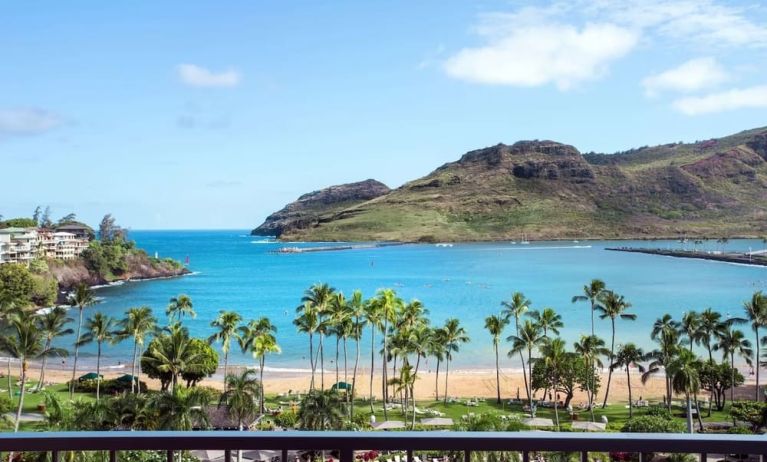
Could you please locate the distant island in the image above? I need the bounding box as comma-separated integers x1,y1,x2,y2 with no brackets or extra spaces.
0,210,189,306
252,126,767,242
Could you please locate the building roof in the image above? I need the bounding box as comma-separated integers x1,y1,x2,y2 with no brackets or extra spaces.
0,227,33,234
56,223,92,231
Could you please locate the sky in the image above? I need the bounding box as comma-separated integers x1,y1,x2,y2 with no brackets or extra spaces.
2,0,767,229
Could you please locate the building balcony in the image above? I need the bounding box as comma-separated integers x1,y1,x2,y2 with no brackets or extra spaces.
0,432,765,462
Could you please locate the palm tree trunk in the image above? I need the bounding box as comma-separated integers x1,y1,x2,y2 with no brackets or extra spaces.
434,359,440,401
136,345,143,395
553,377,560,430
308,332,315,390
260,356,266,414
382,319,388,410
36,339,51,392
223,350,229,390
685,394,693,433
319,334,325,390
352,335,360,419
602,318,616,408
626,367,633,418
443,358,450,404
70,307,84,397
343,337,348,385
96,341,102,401
520,352,529,402
694,393,704,432
7,360,12,400
131,339,138,394
411,356,421,430
369,328,375,413
527,348,534,414
731,353,735,410
13,362,27,432
494,343,501,404
590,301,595,337
707,343,713,416
756,327,760,402
335,337,340,387
587,363,594,422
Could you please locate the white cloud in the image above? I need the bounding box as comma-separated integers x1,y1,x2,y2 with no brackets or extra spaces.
177,64,241,88
0,107,63,135
672,85,767,115
444,21,638,90
642,57,729,96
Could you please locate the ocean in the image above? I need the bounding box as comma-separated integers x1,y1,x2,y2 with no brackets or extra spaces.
62,230,767,371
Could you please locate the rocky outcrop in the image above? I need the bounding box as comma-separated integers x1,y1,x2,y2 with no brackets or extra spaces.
251,179,390,237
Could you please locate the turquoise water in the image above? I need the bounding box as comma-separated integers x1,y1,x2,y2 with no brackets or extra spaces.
66,231,767,371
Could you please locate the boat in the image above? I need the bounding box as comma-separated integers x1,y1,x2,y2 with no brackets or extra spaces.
435,243,453,248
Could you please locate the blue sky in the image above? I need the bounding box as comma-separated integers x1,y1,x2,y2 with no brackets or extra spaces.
2,0,766,229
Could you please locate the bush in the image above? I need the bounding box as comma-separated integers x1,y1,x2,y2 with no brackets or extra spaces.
730,401,767,431
621,415,685,433
273,410,298,429
727,426,754,435
643,405,672,419
72,378,147,394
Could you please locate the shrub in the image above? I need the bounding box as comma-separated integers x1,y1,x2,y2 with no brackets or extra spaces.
727,426,753,435
621,415,685,433
643,405,672,419
730,401,767,432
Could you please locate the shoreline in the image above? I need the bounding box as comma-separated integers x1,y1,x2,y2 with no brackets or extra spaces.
260,235,767,244
606,247,767,267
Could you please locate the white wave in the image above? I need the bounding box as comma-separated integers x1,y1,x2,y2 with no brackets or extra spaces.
495,245,592,251
251,239,277,244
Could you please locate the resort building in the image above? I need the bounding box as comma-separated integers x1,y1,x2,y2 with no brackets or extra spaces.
0,226,90,265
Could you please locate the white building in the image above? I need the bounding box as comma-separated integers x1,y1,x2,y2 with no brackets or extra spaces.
0,227,90,265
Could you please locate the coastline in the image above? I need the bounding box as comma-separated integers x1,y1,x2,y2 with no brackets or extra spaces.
606,247,767,267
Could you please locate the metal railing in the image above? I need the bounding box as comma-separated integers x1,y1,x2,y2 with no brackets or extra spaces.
0,432,765,462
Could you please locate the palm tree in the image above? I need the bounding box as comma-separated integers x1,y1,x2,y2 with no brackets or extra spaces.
68,283,96,397
698,308,725,362
294,302,319,389
484,314,509,404
501,292,531,401
528,307,563,337
76,312,117,400
427,327,446,402
347,290,367,418
404,325,430,428
327,292,351,387
208,310,242,389
714,327,753,407
374,288,402,416
508,320,546,414
611,343,646,418
574,335,610,422
144,327,204,391
667,349,702,433
644,319,681,410
239,317,280,413
1,312,66,431
35,307,73,391
539,338,568,429
297,389,344,430
680,311,701,352
743,291,767,401
167,294,195,324
364,298,382,412
117,306,157,393
596,290,636,408
302,283,336,390
442,318,469,404
219,369,260,430
572,279,606,336
152,387,210,430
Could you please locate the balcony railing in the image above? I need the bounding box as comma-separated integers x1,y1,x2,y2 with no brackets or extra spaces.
0,432,766,462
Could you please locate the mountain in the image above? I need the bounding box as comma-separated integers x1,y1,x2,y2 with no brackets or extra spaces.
251,179,390,237
253,127,767,242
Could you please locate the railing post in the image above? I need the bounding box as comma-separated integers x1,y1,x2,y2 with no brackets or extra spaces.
700,453,707,462
282,448,288,462
340,448,354,462
225,450,232,462
407,449,413,462
464,450,471,462
166,450,173,462
522,452,529,462
110,450,117,462
580,452,588,462
637,453,643,462
52,451,60,462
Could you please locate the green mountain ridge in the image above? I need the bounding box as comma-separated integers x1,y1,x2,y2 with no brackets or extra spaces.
253,127,767,242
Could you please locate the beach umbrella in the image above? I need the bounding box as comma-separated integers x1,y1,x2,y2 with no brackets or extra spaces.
521,417,554,427
371,420,406,430
420,417,454,427
241,450,280,461
571,421,606,432
331,382,352,391
115,374,138,384
78,372,102,381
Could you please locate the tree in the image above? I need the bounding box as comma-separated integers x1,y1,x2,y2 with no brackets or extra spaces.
142,327,207,391
35,307,73,391
40,206,53,229
347,290,367,418
117,306,157,393
68,283,96,397
179,338,219,387
743,291,767,401
714,327,753,407
427,326,446,402
239,317,280,413
501,292,532,402
528,307,563,337
0,264,34,308
219,369,260,430
57,213,77,225
729,401,767,432
698,308,725,362
1,312,65,431
294,301,320,390
32,206,42,226
484,314,509,404
611,343,646,418
508,320,546,414
208,310,242,389
297,389,343,430
644,315,681,410
532,350,599,410
167,294,195,324
152,387,210,430
596,290,636,408
667,349,702,433
680,311,701,352
98,214,125,242
572,279,606,336
374,288,402,415
301,283,336,391
539,338,568,429
76,312,117,400
700,361,744,411
573,334,609,421
442,318,469,404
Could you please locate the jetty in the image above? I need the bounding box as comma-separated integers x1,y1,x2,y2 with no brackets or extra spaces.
606,247,767,267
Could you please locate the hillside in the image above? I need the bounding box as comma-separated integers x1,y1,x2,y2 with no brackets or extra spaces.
253,127,767,242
